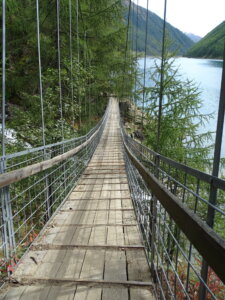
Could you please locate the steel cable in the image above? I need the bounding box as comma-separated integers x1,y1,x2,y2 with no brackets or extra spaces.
36,0,46,148
2,0,6,157
56,0,64,141
142,0,149,130
69,0,75,127
157,0,167,152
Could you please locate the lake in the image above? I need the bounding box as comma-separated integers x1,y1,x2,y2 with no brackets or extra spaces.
138,57,224,157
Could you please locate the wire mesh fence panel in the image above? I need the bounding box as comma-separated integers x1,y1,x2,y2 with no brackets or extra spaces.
122,125,225,299
0,103,109,281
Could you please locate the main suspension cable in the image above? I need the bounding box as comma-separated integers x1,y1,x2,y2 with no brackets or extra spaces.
36,0,46,147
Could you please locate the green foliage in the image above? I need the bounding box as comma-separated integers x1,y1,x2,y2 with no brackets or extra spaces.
144,49,213,169
186,21,225,59
1,0,136,152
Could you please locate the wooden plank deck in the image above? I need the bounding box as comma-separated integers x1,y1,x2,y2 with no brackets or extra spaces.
1,98,155,300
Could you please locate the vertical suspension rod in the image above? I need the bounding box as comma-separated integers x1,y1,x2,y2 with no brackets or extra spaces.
141,0,149,129
76,0,81,126
157,0,167,153
134,0,139,124
56,0,64,141
36,0,46,147
123,0,132,98
69,0,75,126
2,0,6,157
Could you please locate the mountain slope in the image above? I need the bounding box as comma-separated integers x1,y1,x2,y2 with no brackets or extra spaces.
124,1,194,55
185,33,202,43
186,21,225,58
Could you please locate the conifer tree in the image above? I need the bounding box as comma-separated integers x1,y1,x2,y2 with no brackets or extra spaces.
144,50,213,170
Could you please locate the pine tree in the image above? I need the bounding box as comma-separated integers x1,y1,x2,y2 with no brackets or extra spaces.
144,50,213,170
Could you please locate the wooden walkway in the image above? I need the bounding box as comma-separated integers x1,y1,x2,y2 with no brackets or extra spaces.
1,99,154,299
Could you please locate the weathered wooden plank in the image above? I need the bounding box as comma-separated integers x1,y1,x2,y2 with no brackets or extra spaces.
49,227,76,245
109,199,121,209
56,249,86,279
74,286,101,300
104,251,127,281
107,226,124,245
130,288,155,300
79,250,105,280
94,210,108,224
127,250,151,282
102,250,128,300
89,226,106,245
102,287,128,300
20,285,51,300
46,284,77,300
122,210,137,225
13,250,47,277
121,199,133,209
96,199,109,210
108,210,123,225
1,286,26,300
124,226,143,245
70,226,92,245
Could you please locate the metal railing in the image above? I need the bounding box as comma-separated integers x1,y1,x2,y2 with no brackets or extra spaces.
121,125,225,299
0,102,109,279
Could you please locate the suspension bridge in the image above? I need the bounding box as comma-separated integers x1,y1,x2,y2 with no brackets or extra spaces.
1,0,225,299
0,99,154,299
0,97,225,299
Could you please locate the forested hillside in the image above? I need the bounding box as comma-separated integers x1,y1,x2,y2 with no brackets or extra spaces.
0,0,135,152
124,0,194,55
186,21,225,58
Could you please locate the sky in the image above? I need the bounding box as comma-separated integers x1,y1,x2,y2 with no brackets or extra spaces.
133,0,225,37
